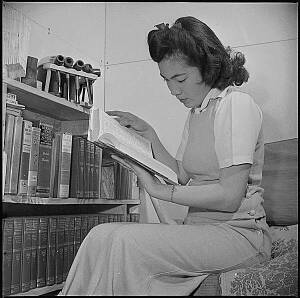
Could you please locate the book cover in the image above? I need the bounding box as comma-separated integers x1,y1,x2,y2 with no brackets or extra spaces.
49,133,61,198
46,216,57,286
37,217,48,288
4,114,15,194
2,218,14,296
11,217,23,295
63,216,70,281
21,218,33,292
30,217,39,289
74,216,82,256
18,120,33,195
93,145,103,199
36,122,53,197
100,163,116,199
89,142,94,198
78,137,85,198
8,115,23,194
88,108,178,184
69,136,80,198
84,138,90,198
55,216,66,284
27,127,41,196
57,133,72,198
67,216,75,273
80,215,88,242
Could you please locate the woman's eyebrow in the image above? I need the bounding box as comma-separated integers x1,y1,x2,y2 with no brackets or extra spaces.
160,73,187,80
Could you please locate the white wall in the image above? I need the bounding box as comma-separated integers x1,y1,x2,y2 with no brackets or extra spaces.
5,2,298,220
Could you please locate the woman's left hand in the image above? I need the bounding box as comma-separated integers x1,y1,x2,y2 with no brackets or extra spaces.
111,155,161,195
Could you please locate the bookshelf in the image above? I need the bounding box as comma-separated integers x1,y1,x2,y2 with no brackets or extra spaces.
2,78,141,297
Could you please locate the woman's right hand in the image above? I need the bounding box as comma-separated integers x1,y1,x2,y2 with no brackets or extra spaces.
106,110,156,141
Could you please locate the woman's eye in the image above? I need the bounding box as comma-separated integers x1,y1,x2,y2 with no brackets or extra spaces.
177,79,186,83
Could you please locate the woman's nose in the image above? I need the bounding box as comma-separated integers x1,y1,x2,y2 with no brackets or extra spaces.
168,82,181,96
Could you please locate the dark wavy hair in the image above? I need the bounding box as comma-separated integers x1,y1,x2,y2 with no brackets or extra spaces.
147,16,249,90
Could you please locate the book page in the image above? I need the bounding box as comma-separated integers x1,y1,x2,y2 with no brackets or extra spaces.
99,109,153,158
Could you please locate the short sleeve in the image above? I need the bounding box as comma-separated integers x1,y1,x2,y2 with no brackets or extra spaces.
214,92,263,168
175,111,191,161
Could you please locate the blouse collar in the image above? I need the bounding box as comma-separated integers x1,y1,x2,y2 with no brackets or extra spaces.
192,86,231,114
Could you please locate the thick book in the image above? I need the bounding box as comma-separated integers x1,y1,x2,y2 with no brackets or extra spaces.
69,136,80,198
49,133,60,198
57,133,73,198
11,217,23,295
74,216,82,256
8,115,23,194
21,218,33,292
89,108,178,184
78,137,85,198
27,127,41,196
83,138,90,198
89,142,95,198
62,216,70,281
55,216,66,284
30,217,39,289
18,120,33,195
4,114,15,194
93,145,103,198
46,216,57,286
67,216,75,274
37,217,48,288
36,122,54,197
100,162,116,199
2,218,14,296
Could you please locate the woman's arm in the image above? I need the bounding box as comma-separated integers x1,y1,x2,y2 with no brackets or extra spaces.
152,163,251,212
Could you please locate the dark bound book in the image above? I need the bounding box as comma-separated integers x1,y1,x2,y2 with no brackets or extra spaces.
30,217,39,289
18,120,33,195
89,142,94,198
37,217,48,287
93,145,103,199
84,138,90,198
55,216,66,284
36,122,53,197
78,137,85,198
63,216,70,281
11,217,24,295
67,216,75,273
2,218,14,296
74,216,82,257
69,137,80,198
46,216,57,286
27,127,41,196
21,218,33,292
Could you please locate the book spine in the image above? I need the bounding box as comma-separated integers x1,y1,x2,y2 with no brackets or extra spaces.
30,217,39,289
2,218,14,296
98,213,109,224
4,114,15,194
89,142,94,198
18,120,33,195
27,127,41,196
101,164,115,199
93,145,100,198
69,137,79,198
36,122,53,197
80,215,88,242
57,133,72,198
62,216,70,281
84,139,90,198
46,216,57,286
8,116,23,194
74,216,82,256
55,216,65,284
21,218,33,292
11,217,24,295
78,137,85,198
37,217,49,287
67,216,75,273
49,133,60,198
131,171,140,200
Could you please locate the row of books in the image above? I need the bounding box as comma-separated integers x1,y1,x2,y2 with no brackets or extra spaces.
2,213,140,296
3,92,140,200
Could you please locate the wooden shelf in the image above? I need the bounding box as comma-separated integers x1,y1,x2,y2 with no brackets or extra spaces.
3,77,90,121
7,283,64,296
3,195,140,205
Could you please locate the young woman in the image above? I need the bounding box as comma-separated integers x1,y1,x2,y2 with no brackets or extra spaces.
59,16,271,296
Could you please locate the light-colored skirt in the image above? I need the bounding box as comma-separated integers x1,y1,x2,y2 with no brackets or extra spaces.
59,220,269,296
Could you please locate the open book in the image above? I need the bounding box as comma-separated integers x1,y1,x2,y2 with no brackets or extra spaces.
88,108,178,184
